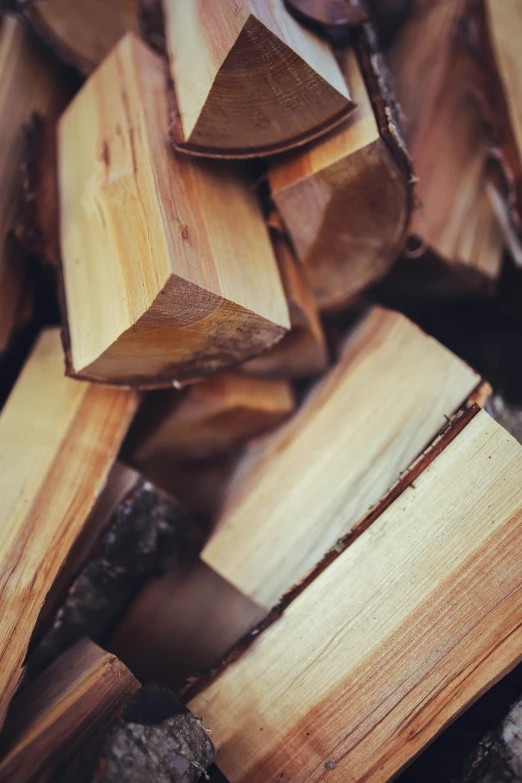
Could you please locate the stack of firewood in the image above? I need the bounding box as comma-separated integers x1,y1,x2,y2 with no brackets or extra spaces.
1,1,522,781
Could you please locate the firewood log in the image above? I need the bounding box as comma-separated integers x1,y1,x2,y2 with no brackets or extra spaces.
0,640,139,783
457,697,522,782
189,410,522,783
160,0,354,158
269,33,413,310
58,33,289,387
20,0,140,74
0,329,138,728
202,306,480,609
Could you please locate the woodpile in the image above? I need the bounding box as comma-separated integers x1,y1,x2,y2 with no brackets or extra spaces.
1,2,522,782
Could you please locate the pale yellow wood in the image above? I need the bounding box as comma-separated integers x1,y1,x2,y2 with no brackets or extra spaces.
0,16,64,353
202,307,480,609
191,411,522,783
0,640,139,783
269,50,409,310
59,33,289,386
164,0,352,156
0,329,138,728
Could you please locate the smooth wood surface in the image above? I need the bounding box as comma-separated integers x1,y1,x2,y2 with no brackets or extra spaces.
202,307,480,609
390,0,503,283
23,0,139,73
59,33,289,387
270,49,410,310
0,329,138,728
0,16,64,354
0,640,139,783
163,0,353,157
191,411,522,783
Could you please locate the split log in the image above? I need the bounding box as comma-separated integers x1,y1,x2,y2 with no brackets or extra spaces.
59,33,289,387
284,0,369,28
0,640,139,783
241,226,329,378
125,374,295,476
0,328,138,728
269,40,412,310
111,560,266,691
162,0,354,158
190,410,522,783
202,306,480,609
27,463,187,679
0,16,65,356
20,0,140,74
59,684,216,783
389,0,504,292
457,698,522,782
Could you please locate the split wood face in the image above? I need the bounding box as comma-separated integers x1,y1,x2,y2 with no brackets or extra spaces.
58,33,289,387
191,410,522,783
163,0,355,157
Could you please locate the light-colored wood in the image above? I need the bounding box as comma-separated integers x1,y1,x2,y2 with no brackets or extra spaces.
269,49,410,310
0,16,64,354
23,0,139,74
111,560,266,690
202,307,480,609
0,640,139,783
163,0,353,157
390,0,504,285
59,33,289,387
128,373,295,469
191,410,522,783
241,229,328,377
0,329,138,728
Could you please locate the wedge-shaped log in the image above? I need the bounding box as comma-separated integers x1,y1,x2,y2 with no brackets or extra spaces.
191,410,522,783
0,640,139,783
59,33,289,387
163,0,354,158
270,47,412,310
241,228,328,377
0,16,65,356
0,329,138,728
389,0,503,290
22,0,139,74
202,307,480,609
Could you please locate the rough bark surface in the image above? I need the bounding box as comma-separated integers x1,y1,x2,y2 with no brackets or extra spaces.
458,701,522,782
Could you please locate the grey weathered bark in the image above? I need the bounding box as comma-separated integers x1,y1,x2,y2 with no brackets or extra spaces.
457,701,522,782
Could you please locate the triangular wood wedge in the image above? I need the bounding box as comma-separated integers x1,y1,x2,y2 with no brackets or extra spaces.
162,0,354,158
0,640,139,783
202,306,480,609
0,329,138,728
190,410,522,783
269,43,412,310
59,33,289,388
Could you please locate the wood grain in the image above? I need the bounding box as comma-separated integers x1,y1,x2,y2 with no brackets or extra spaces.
202,307,480,609
0,640,139,783
163,0,353,157
59,33,289,387
191,410,522,783
0,329,138,728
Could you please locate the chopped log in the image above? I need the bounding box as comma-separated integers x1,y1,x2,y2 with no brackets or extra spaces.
284,0,369,28
59,684,216,783
59,33,289,387
457,698,522,782
269,43,412,310
202,306,480,609
241,227,329,378
0,16,65,356
111,560,266,691
162,0,354,158
389,0,504,290
0,640,139,783
125,374,295,476
21,0,140,74
0,328,138,728
26,464,187,679
190,410,522,783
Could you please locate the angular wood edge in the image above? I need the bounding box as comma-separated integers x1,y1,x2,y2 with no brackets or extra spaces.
180,385,485,703
21,3,94,74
